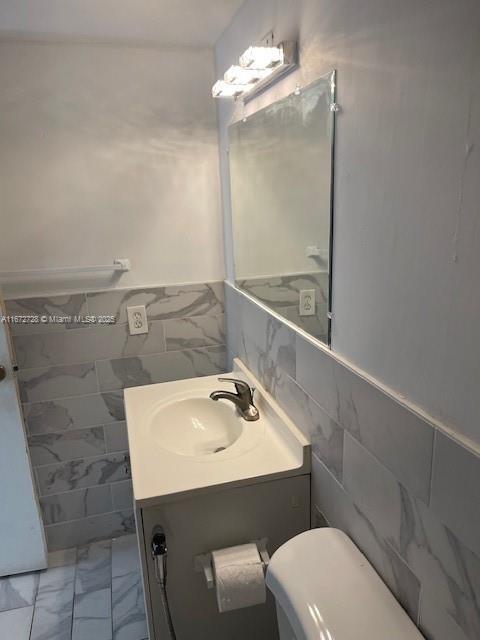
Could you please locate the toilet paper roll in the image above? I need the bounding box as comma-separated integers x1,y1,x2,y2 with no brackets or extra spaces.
212,543,266,613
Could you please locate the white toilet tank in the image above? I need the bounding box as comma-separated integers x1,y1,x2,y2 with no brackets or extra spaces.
266,528,424,640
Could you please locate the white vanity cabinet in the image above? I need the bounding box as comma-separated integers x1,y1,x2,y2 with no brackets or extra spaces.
125,359,311,640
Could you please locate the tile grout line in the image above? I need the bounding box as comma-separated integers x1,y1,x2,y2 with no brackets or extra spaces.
26,420,126,440
28,601,34,640
94,358,101,395
18,341,227,404
18,342,226,375
69,547,79,640
42,498,133,532
7,279,226,302
110,538,114,640
18,343,228,404
12,309,224,349
22,390,124,409
427,429,438,507
1,535,144,640
37,480,119,502
33,447,129,472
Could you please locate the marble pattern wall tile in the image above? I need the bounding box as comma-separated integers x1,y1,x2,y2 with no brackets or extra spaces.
99,393,127,424
45,511,135,552
0,535,148,639
164,313,225,350
40,486,113,526
47,548,77,569
296,335,434,501
237,274,329,343
0,572,39,613
268,366,343,479
111,534,140,579
232,295,270,378
14,320,166,369
264,316,297,383
86,282,224,323
0,605,34,639
23,394,124,435
111,535,147,640
292,334,338,415
104,422,129,453
28,427,106,466
111,481,134,511
277,303,328,341
237,272,329,308
112,571,146,640
224,286,239,359
5,294,88,335
342,433,480,640
72,588,112,640
342,432,410,543
233,293,296,384
419,589,471,640
96,346,226,392
311,453,421,621
36,452,130,496
430,431,480,557
18,363,98,404
75,540,111,595
30,563,75,640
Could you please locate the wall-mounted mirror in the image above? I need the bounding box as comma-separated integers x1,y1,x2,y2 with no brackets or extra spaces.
229,71,336,345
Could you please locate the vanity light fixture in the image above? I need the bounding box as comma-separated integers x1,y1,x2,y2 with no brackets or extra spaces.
212,41,297,103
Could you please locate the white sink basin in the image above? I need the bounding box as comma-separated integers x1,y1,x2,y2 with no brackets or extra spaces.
125,359,310,506
148,397,243,457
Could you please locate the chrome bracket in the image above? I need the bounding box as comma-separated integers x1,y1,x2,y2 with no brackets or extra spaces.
194,553,215,589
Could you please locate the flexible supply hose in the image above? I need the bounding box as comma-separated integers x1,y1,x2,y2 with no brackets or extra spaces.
152,528,177,640
159,581,177,640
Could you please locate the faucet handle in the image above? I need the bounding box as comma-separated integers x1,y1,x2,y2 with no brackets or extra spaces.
217,377,251,397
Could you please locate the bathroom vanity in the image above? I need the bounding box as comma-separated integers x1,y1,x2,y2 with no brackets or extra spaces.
125,360,311,640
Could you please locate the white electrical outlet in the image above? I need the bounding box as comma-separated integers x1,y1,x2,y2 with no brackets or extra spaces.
299,289,315,316
127,305,148,335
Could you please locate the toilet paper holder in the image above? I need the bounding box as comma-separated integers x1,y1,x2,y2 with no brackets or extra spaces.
194,538,270,590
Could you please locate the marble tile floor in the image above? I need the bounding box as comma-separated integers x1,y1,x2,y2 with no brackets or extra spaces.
0,534,148,640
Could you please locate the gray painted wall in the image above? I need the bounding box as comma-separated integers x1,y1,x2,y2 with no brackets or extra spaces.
215,0,480,448
0,41,225,298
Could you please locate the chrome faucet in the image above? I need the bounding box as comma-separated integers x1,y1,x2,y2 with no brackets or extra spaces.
210,378,259,421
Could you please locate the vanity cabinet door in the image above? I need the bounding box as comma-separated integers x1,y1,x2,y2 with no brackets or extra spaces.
140,474,310,640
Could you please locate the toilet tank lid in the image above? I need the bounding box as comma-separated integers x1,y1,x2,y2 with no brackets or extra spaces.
266,529,424,640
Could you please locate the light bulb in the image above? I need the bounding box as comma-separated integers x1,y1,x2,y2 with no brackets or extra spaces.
211,80,254,99
239,46,284,70
224,65,271,85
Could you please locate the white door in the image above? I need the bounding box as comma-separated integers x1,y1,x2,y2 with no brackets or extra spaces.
0,297,47,576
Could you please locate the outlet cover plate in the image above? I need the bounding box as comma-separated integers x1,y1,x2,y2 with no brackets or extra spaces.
299,289,315,316
127,305,148,335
